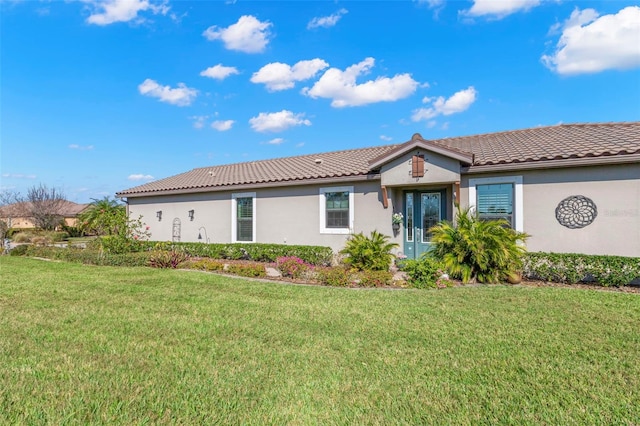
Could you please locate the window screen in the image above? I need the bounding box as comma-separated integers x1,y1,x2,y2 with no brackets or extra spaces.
477,183,514,227
236,197,253,241
325,191,349,228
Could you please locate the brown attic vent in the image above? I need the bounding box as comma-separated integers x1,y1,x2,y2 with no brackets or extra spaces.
314,158,323,164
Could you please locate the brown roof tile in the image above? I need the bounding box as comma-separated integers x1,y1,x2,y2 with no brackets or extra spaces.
117,122,640,197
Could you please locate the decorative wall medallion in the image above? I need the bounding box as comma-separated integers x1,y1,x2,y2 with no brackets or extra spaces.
555,195,597,229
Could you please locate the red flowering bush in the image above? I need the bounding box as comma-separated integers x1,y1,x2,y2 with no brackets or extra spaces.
276,256,311,279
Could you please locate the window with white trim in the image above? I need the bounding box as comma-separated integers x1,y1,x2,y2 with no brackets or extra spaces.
232,192,256,242
320,186,354,234
469,176,523,232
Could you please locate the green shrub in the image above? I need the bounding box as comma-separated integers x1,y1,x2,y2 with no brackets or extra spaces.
135,242,333,266
357,270,394,287
185,258,225,272
8,244,29,256
430,206,529,284
61,224,84,238
21,245,151,267
402,256,448,289
340,231,398,271
226,263,266,278
47,231,69,242
6,228,24,238
99,235,146,254
147,250,189,269
317,267,355,287
276,256,311,279
13,233,34,243
523,252,640,287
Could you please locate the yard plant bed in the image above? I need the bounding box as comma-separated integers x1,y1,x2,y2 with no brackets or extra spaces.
1,257,639,424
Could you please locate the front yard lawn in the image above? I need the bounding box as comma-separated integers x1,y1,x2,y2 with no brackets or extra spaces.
1,257,639,424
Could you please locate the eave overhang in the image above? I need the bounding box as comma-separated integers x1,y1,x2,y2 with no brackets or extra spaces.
116,173,381,199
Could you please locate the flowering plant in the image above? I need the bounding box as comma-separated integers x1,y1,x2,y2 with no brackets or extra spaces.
276,256,311,279
392,212,404,225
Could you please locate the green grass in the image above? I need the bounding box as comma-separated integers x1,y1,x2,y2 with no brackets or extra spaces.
1,257,639,425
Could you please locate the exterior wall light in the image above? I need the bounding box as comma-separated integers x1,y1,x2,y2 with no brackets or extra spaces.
188,210,195,221
156,211,162,221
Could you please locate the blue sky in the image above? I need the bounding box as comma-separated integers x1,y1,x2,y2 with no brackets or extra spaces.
1,0,639,203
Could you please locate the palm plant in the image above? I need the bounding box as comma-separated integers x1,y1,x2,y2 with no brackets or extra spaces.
78,197,126,236
341,230,399,271
429,206,529,283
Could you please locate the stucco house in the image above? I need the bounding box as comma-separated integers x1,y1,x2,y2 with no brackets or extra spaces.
0,200,89,230
117,122,640,258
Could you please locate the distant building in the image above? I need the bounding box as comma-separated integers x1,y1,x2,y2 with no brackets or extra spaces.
0,201,89,230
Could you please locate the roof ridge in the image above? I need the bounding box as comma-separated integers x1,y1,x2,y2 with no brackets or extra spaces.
192,143,400,171
429,121,639,143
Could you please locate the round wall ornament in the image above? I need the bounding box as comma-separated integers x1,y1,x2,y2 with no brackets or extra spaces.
555,195,597,229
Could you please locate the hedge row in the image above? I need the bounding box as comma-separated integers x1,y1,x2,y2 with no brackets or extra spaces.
134,241,334,266
20,246,152,267
522,252,640,287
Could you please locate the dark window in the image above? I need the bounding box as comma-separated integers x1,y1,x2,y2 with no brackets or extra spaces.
236,197,253,241
325,191,349,228
477,183,514,227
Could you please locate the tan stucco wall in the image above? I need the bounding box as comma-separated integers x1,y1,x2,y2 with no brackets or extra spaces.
380,149,461,187
126,180,395,253
461,163,640,257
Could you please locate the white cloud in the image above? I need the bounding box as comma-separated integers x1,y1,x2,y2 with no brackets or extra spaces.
302,57,419,107
295,142,305,148
84,0,170,26
138,78,197,106
249,110,311,133
251,59,329,91
412,86,478,121
190,115,209,129
380,135,393,142
69,144,94,150
1,173,37,179
128,174,154,181
267,138,285,145
462,0,541,19
200,64,239,80
211,120,234,131
419,0,444,8
203,15,272,53
542,6,640,75
307,8,348,29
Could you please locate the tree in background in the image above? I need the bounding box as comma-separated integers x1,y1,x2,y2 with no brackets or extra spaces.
78,197,126,236
26,184,67,230
0,190,22,240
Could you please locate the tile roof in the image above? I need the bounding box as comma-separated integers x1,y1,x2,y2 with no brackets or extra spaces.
0,201,88,217
433,122,640,166
117,122,640,197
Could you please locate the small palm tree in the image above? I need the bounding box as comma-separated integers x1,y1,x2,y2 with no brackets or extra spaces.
341,230,399,271
78,197,126,236
429,206,529,283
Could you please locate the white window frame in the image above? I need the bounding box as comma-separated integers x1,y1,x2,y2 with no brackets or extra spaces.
320,186,354,234
231,192,256,243
468,176,523,232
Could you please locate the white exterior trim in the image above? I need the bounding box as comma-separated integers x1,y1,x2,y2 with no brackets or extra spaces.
468,176,523,233
319,186,354,235
231,192,256,243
